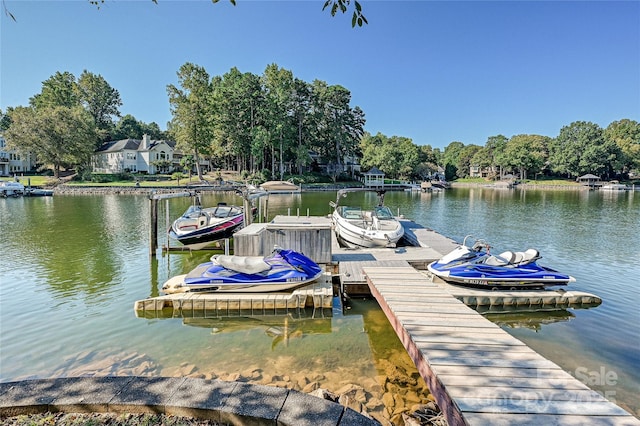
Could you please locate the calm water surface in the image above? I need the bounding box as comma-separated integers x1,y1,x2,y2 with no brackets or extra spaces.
0,188,638,418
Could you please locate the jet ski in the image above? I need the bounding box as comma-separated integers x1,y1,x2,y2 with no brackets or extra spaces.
427,236,576,289
162,247,323,294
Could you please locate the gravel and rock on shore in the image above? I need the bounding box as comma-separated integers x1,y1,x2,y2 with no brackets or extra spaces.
4,348,446,426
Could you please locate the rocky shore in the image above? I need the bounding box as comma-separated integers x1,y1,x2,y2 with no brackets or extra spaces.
9,349,446,426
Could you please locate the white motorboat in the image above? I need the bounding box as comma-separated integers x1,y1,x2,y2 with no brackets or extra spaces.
601,180,629,191
169,202,249,247
330,189,404,248
0,181,25,197
259,180,301,194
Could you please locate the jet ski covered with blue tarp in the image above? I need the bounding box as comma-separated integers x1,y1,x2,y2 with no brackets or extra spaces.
162,247,323,293
427,236,575,289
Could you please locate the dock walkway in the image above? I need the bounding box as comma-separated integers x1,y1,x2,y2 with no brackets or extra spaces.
363,265,638,425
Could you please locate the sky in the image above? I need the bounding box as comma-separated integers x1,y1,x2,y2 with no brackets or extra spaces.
1,0,639,149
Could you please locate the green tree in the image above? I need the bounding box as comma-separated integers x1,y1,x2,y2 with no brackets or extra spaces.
179,154,195,179
414,144,440,180
167,62,213,181
77,70,122,144
29,71,79,110
442,141,464,180
140,121,169,140
113,114,144,139
550,121,609,178
455,144,481,179
470,147,493,178
0,108,13,131
210,68,264,173
485,135,509,178
360,132,419,180
291,78,314,174
604,119,640,175
261,64,295,179
322,0,368,27
311,81,364,176
504,134,549,180
5,106,96,178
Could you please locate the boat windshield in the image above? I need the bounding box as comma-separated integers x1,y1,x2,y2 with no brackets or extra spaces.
183,205,203,218
213,205,240,218
373,206,394,220
340,207,363,220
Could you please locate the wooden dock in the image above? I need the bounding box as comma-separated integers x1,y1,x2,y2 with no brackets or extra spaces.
363,265,638,425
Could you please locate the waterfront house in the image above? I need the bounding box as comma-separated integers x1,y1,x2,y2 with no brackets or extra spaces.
0,136,36,177
92,134,210,175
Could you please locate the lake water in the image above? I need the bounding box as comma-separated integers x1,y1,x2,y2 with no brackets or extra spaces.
0,187,638,420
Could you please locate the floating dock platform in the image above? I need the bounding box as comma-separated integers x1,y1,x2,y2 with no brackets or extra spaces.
134,274,334,317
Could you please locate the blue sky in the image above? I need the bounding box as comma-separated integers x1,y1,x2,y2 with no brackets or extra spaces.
1,1,639,149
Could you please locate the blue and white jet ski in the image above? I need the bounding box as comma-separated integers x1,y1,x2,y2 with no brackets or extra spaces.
427,236,575,289
162,247,323,293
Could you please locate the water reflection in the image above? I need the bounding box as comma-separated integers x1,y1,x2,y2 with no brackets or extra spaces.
483,309,575,332
180,314,331,350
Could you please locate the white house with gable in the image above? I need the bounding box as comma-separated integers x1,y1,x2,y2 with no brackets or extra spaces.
92,134,176,174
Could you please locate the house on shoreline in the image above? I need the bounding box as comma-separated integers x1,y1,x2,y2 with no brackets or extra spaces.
92,134,209,175
0,136,35,177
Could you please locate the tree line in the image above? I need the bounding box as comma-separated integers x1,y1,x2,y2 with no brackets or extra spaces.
167,62,365,181
1,63,365,181
361,119,639,182
1,66,638,182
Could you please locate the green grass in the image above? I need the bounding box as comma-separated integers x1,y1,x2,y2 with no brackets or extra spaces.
0,175,52,186
65,180,183,187
454,177,487,184
521,178,580,186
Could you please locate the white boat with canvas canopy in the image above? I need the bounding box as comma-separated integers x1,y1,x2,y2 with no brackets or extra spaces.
330,188,404,249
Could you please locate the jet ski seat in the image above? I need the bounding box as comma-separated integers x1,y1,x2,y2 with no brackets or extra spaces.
211,254,271,274
512,252,525,264
484,251,516,266
517,248,540,265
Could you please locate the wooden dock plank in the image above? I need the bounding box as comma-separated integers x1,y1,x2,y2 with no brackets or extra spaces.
389,304,483,315
430,365,567,378
463,413,640,426
438,374,591,390
394,318,502,329
424,348,555,361
428,355,562,370
446,386,607,401
456,398,632,416
414,341,534,352
404,324,507,335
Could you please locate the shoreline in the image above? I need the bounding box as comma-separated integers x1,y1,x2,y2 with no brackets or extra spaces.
48,182,601,195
